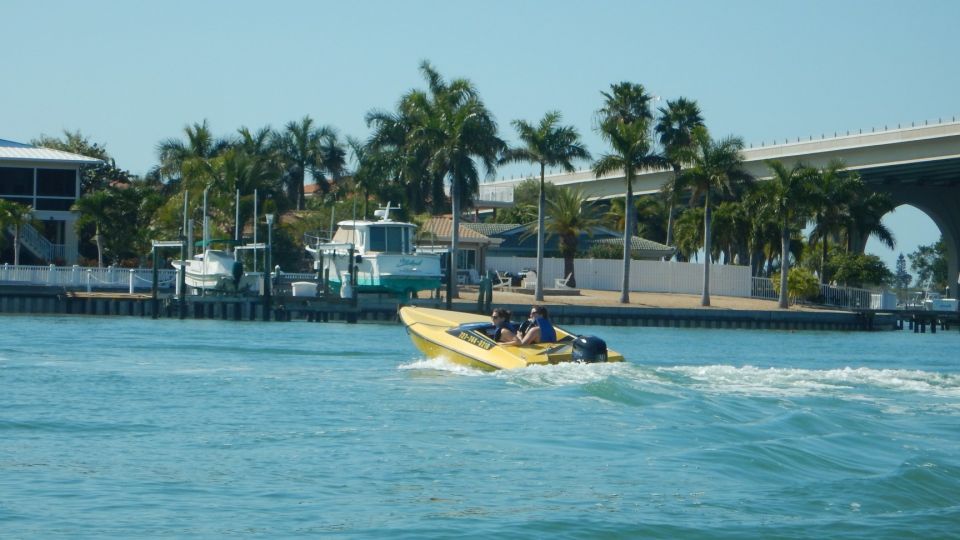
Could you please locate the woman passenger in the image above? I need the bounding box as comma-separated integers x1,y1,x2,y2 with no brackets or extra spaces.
491,308,517,343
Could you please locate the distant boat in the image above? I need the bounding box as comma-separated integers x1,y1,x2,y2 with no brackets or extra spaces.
306,204,441,298
171,240,258,293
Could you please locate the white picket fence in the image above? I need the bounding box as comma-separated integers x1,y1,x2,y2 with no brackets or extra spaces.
0,263,178,292
486,256,752,297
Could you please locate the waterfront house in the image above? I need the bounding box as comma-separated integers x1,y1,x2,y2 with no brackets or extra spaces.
1,139,101,264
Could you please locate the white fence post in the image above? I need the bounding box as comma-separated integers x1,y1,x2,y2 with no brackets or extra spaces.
47,264,56,285
128,269,135,294
86,269,92,292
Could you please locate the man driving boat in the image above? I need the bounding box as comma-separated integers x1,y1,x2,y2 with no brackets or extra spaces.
511,305,557,345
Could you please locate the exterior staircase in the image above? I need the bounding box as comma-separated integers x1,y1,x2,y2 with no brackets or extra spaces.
5,222,60,263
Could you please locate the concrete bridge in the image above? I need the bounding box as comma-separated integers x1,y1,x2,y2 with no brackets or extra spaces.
480,120,960,297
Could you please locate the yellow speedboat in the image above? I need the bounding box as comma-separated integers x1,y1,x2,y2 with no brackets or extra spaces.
399,306,624,371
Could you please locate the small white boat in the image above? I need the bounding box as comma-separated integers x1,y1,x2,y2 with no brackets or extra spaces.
171,247,256,292
306,204,441,298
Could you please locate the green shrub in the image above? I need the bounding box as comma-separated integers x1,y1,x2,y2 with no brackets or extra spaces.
772,267,820,303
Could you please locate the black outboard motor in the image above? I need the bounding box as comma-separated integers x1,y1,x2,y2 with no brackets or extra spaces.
572,336,608,363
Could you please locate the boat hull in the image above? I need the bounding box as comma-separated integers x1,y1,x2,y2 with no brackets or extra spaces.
323,252,441,296
399,306,624,371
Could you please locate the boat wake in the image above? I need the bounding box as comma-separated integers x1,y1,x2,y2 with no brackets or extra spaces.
659,364,960,400
397,356,486,377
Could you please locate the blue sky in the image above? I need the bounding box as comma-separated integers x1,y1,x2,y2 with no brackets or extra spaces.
3,0,958,268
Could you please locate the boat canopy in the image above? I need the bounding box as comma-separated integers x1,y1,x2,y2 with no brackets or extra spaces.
331,221,417,254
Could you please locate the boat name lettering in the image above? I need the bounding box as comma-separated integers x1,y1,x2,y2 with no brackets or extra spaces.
396,257,422,268
457,331,492,350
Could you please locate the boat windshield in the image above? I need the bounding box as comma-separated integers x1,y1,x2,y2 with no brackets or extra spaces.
367,225,410,253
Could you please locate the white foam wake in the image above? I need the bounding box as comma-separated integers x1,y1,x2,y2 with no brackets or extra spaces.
661,364,960,398
397,356,486,376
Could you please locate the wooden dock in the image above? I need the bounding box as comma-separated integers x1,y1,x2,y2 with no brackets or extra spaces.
857,308,960,334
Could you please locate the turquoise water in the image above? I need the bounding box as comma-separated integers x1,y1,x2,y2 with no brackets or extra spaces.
2,315,959,539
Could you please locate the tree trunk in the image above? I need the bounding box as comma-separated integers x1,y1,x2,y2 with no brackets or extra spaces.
297,168,306,211
820,236,828,284
96,223,104,268
450,175,460,299
701,190,711,307
13,224,21,266
778,216,790,309
564,253,576,289
535,163,545,301
620,174,633,304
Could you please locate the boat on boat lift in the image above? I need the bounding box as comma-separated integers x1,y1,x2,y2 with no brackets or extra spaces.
170,188,264,294
305,203,442,298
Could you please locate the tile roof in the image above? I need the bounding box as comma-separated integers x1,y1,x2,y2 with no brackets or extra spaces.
0,139,102,164
591,235,676,255
462,222,521,236
420,217,499,244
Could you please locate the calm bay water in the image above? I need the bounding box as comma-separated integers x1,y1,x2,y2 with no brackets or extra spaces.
2,315,959,538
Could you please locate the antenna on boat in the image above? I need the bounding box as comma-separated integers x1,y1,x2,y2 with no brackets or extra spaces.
374,202,399,222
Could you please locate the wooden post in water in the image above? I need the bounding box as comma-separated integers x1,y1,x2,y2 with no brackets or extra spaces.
151,245,159,319
179,235,187,320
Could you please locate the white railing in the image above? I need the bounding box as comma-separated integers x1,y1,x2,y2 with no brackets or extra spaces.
0,263,178,291
4,223,68,263
486,256,752,297
750,276,879,309
478,185,515,203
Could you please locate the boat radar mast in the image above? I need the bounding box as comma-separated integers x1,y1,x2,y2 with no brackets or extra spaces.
373,202,400,222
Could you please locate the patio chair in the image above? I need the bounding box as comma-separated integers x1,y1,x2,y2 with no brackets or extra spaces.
492,271,513,290
554,273,573,289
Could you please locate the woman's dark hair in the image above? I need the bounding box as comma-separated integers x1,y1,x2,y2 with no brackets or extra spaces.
532,305,549,319
492,308,512,320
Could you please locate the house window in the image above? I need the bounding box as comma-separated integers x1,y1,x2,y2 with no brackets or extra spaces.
457,249,476,269
0,195,33,206
35,198,75,211
0,167,33,196
37,169,76,197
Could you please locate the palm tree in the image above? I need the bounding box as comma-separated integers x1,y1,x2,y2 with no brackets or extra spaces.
0,200,32,265
742,183,782,276
655,98,704,252
597,82,655,127
366,102,442,214
347,136,378,219
755,160,817,308
500,111,590,300
543,188,602,288
275,116,341,210
807,160,862,283
405,61,504,298
72,190,114,267
673,206,705,262
594,82,665,304
156,120,230,184
711,200,751,264
681,128,752,306
314,130,348,196
845,191,896,254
